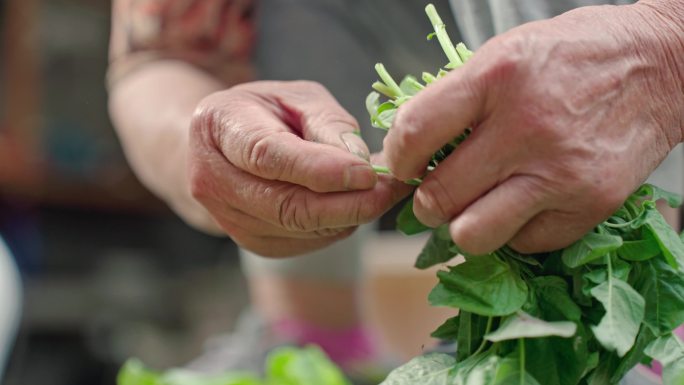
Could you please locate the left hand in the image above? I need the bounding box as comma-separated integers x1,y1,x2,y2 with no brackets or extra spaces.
383,2,684,255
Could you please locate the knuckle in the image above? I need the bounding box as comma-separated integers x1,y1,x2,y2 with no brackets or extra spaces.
508,233,537,254
191,91,242,150
191,99,220,144
392,108,424,145
450,222,488,255
245,134,274,175
476,34,527,84
275,188,317,232
415,178,455,224
243,132,295,179
508,216,554,253
386,113,426,179
189,161,213,203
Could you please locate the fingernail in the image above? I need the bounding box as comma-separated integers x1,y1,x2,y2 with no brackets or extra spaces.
340,132,371,161
344,165,377,190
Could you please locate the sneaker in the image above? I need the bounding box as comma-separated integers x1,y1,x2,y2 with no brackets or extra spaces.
185,309,393,385
185,309,282,375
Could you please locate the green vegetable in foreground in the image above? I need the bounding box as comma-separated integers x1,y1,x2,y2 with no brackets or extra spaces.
118,346,350,385
367,3,684,385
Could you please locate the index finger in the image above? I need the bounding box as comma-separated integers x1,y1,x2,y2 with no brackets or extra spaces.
383,68,485,181
193,87,377,193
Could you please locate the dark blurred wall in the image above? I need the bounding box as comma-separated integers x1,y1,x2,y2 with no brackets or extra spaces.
0,2,248,385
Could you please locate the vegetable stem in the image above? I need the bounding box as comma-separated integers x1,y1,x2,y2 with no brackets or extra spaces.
422,72,437,84
374,63,403,98
455,42,474,63
372,165,423,185
472,316,494,356
520,338,526,384
425,4,462,68
372,81,399,99
372,165,391,174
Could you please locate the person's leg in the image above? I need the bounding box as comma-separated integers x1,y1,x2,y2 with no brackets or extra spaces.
241,227,376,369
187,228,378,375
0,237,22,380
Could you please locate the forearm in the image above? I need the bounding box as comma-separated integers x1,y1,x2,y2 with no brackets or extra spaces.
109,60,226,234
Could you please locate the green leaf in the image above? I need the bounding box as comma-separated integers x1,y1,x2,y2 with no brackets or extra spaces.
641,206,684,270
645,334,684,385
644,333,684,366
525,325,592,385
586,352,621,385
265,346,350,385
532,276,582,322
456,312,490,361
497,247,542,268
485,312,576,342
634,258,684,334
365,92,380,120
118,359,162,385
415,225,457,269
164,371,262,385
561,232,623,269
397,200,431,235
431,316,460,340
590,279,646,357
451,351,497,385
662,360,684,385
611,256,632,281
429,256,528,316
491,357,541,385
584,269,606,285
636,183,683,208
456,355,500,385
617,237,661,262
117,359,263,385
375,108,397,130
611,325,657,384
379,353,456,385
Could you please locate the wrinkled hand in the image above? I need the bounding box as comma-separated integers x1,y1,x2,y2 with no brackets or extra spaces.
384,4,684,255
190,81,411,257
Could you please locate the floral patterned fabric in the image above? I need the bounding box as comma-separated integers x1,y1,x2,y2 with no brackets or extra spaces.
108,0,256,86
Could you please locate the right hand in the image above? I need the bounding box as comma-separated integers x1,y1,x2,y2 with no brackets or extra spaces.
189,81,411,257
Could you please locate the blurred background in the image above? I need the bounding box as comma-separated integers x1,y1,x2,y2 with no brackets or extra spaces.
0,1,455,384
0,1,251,383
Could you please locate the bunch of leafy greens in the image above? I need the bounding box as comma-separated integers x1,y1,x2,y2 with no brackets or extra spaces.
117,346,351,385
368,4,684,385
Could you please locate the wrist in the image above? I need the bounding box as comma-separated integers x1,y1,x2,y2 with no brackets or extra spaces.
630,1,684,143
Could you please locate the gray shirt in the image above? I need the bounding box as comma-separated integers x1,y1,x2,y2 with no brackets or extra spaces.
450,0,634,48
